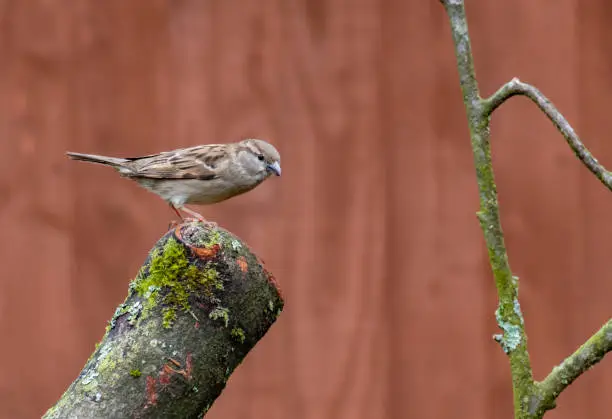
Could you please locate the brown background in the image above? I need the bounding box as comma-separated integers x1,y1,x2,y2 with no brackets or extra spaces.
1,1,611,418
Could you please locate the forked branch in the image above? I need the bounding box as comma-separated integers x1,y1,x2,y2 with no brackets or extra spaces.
483,78,612,191
440,0,612,418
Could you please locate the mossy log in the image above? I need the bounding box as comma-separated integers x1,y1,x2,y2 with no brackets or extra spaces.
44,222,284,419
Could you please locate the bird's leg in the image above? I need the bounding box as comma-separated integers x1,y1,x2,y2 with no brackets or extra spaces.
167,204,184,229
170,204,184,220
177,205,218,229
179,205,205,220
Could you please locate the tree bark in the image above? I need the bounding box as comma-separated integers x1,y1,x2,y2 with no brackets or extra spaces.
43,222,284,419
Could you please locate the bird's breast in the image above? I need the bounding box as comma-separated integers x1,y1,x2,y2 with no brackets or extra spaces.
134,174,265,206
182,177,263,205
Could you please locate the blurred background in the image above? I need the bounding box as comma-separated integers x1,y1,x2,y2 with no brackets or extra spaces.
1,1,611,418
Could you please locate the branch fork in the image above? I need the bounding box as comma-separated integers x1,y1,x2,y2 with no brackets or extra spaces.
440,0,612,417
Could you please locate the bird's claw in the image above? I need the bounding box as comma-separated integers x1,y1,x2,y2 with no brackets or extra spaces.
184,217,217,229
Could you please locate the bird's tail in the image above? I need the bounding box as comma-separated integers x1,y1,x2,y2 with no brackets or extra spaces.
66,152,129,168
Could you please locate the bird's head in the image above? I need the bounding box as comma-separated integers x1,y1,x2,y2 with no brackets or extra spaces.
237,138,281,180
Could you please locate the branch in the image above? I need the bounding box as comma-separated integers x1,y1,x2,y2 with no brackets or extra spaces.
441,0,612,417
535,319,612,412
482,78,612,191
440,1,536,418
43,222,283,419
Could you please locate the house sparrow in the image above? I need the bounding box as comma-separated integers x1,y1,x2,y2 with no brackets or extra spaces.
66,138,281,223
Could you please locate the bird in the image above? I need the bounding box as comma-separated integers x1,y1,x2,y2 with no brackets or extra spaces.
66,138,281,224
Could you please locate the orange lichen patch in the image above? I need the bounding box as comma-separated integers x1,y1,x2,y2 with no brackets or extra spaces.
264,268,283,299
174,225,221,259
161,355,193,381
191,243,220,259
158,364,172,385
146,376,157,405
185,353,193,379
237,256,248,273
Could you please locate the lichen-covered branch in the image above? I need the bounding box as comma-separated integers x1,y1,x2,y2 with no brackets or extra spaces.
482,78,612,191
440,1,535,417
440,0,612,418
535,319,612,413
44,222,283,419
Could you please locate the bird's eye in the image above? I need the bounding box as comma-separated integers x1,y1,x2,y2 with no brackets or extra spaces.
257,154,265,161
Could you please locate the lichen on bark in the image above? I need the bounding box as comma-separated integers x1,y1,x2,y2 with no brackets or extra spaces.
44,221,283,419
440,1,612,417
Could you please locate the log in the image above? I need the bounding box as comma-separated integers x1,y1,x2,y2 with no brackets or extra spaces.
44,222,284,419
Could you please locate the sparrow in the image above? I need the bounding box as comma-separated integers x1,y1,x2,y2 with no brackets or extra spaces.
66,138,281,222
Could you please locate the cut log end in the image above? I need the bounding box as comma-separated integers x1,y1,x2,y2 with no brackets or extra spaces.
44,221,283,419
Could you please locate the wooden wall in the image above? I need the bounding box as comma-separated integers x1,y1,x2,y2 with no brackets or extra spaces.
0,1,611,418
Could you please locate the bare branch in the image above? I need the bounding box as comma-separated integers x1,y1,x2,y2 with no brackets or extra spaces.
482,78,612,191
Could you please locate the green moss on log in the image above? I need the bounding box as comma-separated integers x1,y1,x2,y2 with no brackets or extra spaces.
133,237,223,329
43,222,283,419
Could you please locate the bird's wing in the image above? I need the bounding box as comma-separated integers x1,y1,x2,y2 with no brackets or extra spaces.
125,145,228,180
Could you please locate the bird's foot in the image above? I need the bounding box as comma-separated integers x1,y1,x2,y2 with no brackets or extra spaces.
185,217,218,230
168,219,181,230
181,207,217,229
198,219,218,230
170,205,217,229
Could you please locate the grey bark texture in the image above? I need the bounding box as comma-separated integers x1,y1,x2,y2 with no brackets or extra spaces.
43,222,284,419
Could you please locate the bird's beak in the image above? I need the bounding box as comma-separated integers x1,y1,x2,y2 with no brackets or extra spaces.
267,161,281,176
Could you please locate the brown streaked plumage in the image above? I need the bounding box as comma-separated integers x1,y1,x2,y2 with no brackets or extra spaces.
66,138,281,223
